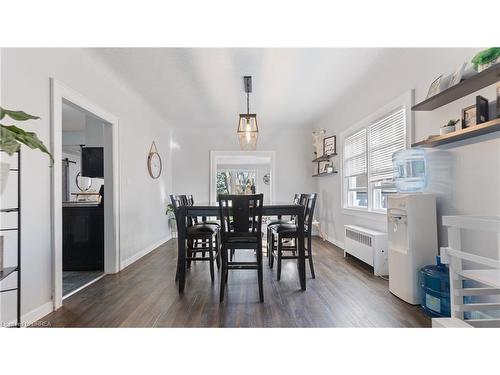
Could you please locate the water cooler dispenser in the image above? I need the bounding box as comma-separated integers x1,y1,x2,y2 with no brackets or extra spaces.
387,193,438,304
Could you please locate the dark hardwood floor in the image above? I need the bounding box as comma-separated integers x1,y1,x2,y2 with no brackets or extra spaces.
37,237,430,327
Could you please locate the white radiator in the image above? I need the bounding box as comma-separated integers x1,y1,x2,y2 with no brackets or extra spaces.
344,225,388,276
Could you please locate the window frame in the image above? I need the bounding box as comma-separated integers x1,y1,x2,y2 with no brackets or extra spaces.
341,91,413,215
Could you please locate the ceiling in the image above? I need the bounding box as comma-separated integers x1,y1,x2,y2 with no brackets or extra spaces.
89,48,393,130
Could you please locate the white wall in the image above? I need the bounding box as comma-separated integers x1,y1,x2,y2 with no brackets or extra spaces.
0,48,173,324
313,48,500,261
172,126,314,203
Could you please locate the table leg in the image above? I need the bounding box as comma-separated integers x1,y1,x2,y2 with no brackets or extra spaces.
297,209,306,290
177,207,187,294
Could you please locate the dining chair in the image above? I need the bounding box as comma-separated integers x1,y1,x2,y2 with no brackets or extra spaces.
170,194,220,282
269,193,317,280
218,194,264,303
266,194,303,265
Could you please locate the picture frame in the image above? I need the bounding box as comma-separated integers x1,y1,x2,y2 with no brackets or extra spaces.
323,135,336,156
318,161,329,174
476,95,489,124
448,62,466,88
462,105,476,128
426,75,443,99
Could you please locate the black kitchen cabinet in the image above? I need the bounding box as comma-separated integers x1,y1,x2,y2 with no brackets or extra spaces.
63,205,104,271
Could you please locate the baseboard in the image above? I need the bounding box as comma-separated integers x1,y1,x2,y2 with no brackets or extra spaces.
326,235,345,250
120,235,170,270
2,300,54,328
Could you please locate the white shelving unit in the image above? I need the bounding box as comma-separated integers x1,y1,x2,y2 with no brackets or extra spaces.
438,216,500,328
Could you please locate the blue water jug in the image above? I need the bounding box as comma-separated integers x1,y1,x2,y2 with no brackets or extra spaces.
419,256,450,317
392,148,427,192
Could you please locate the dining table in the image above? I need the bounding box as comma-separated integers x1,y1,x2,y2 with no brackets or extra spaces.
174,202,306,294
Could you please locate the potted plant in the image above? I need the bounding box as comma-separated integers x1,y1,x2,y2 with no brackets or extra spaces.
166,203,177,237
0,107,53,193
472,48,500,72
440,119,459,135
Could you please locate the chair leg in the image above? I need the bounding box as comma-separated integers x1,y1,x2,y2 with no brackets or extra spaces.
256,243,264,303
209,237,215,283
219,246,227,303
267,230,272,267
277,235,282,281
215,233,220,270
269,232,275,269
187,239,192,268
307,235,316,279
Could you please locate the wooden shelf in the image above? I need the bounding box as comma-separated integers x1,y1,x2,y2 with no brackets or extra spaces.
0,266,18,282
412,64,500,111
412,117,500,148
312,153,337,162
312,171,338,177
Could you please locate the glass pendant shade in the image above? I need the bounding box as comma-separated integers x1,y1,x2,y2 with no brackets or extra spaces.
237,114,258,150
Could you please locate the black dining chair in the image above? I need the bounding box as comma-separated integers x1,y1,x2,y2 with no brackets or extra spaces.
218,194,264,303
269,193,317,280
266,194,304,265
170,194,220,282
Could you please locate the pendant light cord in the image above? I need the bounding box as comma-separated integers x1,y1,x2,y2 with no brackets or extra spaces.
246,92,250,115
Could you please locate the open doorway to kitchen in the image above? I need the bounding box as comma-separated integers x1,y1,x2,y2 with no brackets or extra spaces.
60,102,106,298
51,79,120,310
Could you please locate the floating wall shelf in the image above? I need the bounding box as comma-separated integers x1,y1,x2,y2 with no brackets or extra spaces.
312,171,338,177
312,153,337,163
412,117,500,148
412,64,500,111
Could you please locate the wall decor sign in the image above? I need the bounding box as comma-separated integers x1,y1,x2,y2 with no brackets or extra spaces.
426,75,443,99
461,105,477,128
318,161,330,174
461,95,489,128
147,141,162,179
475,95,489,124
323,135,337,156
448,62,466,88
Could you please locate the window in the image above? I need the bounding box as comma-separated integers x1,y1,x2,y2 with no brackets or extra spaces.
216,170,257,195
343,106,407,212
344,128,367,209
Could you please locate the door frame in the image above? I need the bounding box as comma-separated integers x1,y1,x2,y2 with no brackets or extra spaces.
50,78,121,310
209,150,276,203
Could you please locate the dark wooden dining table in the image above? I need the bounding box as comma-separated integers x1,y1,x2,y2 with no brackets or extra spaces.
174,202,306,294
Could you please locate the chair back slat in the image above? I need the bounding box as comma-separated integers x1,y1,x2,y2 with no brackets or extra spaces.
301,193,317,229
218,194,264,238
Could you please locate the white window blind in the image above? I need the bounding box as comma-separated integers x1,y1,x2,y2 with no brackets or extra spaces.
368,108,406,182
344,128,367,178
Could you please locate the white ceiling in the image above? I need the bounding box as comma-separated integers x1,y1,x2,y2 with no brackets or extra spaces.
89,48,393,130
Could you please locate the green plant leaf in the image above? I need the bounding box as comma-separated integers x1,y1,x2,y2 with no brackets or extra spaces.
0,107,40,121
0,124,53,164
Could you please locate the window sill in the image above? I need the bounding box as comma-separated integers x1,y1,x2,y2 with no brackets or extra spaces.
342,207,387,222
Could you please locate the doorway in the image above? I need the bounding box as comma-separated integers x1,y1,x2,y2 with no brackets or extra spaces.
51,79,120,310
210,151,276,203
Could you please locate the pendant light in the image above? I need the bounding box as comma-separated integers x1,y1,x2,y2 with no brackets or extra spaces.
237,76,258,150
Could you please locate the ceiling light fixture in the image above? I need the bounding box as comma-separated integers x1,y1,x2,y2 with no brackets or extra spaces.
237,76,258,150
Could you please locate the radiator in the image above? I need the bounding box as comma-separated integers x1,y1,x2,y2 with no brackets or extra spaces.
344,225,388,276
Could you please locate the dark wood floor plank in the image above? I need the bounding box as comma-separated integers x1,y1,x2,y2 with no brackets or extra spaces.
36,237,430,328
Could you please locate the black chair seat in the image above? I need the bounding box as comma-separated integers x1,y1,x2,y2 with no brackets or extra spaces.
225,234,259,243
187,223,219,235
270,223,309,234
195,221,220,227
267,219,293,227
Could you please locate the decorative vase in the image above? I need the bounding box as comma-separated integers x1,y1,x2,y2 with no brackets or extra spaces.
0,162,10,194
440,126,455,135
